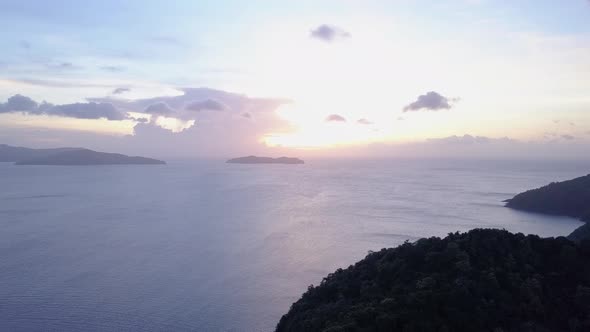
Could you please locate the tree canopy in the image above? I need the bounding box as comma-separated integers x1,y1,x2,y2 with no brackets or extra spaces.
505,174,590,222
276,229,590,332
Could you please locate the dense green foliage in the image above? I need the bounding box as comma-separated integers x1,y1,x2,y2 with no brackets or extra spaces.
505,174,590,222
276,229,590,332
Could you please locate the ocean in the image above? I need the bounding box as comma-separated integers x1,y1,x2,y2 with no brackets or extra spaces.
0,159,587,331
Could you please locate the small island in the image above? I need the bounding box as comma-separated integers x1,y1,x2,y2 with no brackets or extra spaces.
2,144,165,165
226,156,304,164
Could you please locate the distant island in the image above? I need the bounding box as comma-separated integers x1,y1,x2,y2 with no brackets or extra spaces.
226,156,304,164
505,174,590,241
276,229,590,331
0,144,80,162
1,144,165,165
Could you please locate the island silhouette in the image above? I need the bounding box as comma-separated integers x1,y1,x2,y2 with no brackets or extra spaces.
1,144,165,165
505,174,590,242
505,174,590,222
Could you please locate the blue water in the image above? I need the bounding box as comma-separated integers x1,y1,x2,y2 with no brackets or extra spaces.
0,159,587,331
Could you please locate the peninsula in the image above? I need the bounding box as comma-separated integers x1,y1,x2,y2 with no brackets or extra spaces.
276,176,590,331
505,174,590,222
505,174,590,241
276,229,590,331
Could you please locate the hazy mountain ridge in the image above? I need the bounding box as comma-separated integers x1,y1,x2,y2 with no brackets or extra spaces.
0,144,81,162
1,144,165,165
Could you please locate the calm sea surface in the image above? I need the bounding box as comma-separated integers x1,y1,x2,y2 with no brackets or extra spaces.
0,159,587,331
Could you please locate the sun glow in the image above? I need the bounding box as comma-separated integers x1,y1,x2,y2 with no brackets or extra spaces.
0,113,135,135
154,116,195,133
264,103,385,148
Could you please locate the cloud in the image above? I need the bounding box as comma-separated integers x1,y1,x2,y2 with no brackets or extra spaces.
45,62,80,70
100,66,126,72
89,88,287,115
342,134,590,160
2,88,292,155
427,134,498,145
403,91,456,112
143,102,175,115
543,132,558,139
426,134,520,146
357,118,372,125
185,99,227,112
8,78,116,89
561,134,575,140
129,116,148,123
326,114,347,122
149,36,184,47
0,94,38,112
113,87,131,94
48,102,126,120
88,88,289,127
0,94,127,120
310,24,351,42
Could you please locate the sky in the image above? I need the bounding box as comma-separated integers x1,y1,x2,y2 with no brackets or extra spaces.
0,0,589,159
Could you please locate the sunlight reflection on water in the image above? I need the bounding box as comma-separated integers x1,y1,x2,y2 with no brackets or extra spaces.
0,159,587,331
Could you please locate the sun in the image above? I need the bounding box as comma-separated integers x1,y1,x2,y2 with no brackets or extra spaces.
263,103,385,148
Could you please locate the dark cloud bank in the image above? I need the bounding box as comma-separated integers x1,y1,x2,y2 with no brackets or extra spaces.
403,91,457,112
185,99,227,112
0,88,288,124
112,87,130,94
0,88,293,158
0,94,126,120
143,102,175,115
